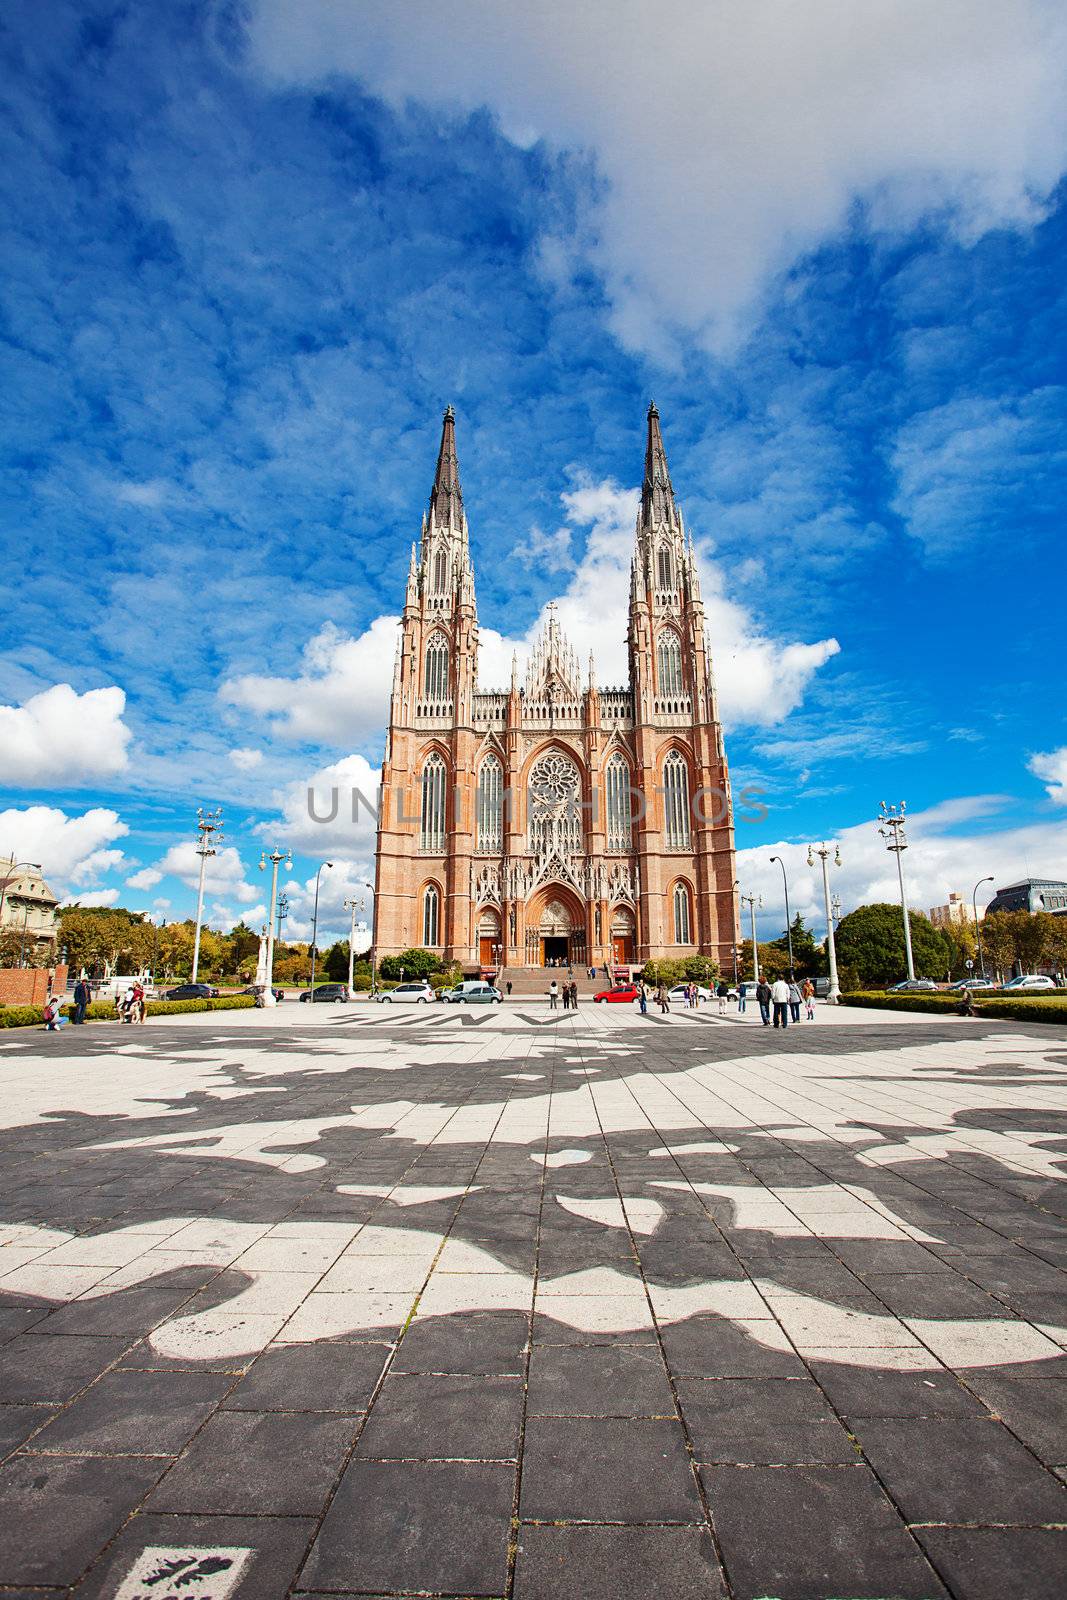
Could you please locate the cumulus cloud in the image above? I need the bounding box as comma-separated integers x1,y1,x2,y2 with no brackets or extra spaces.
264,752,381,860
250,0,1067,353
737,796,1067,942
229,747,265,771
0,805,129,894
0,684,132,786
72,888,121,908
221,617,399,749
67,849,127,887
125,866,163,890
152,842,260,906
279,860,376,945
1030,747,1067,805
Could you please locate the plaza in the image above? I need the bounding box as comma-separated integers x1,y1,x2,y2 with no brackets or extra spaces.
0,1005,1064,1598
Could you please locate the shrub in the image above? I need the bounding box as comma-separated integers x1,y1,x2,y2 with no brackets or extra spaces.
145,996,257,1017
351,973,373,991
840,991,1067,1025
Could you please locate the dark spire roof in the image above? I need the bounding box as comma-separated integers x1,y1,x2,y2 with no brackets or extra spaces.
641,400,676,526
429,404,463,526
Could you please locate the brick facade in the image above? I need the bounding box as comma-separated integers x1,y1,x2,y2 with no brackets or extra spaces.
374,405,739,971
0,965,68,1007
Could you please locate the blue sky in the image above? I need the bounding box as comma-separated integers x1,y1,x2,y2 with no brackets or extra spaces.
2,0,1066,943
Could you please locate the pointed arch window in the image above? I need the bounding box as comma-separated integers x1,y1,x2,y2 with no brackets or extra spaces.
605,754,632,852
420,753,447,851
663,751,690,849
422,884,440,946
657,631,683,696
433,548,448,592
476,754,503,853
658,546,674,589
424,633,449,700
673,882,692,945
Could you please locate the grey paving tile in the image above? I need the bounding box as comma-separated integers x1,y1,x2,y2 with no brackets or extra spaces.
355,1370,523,1460
0,1453,163,1587
526,1342,675,1416
513,1524,726,1600
0,1334,127,1404
146,1409,359,1514
27,1369,232,1456
701,1463,949,1600
914,1527,1067,1600
962,1373,1067,1461
679,1376,858,1464
808,1358,987,1418
74,1511,316,1600
393,1309,528,1374
850,1415,1067,1524
659,1315,807,1378
520,1415,700,1521
27,1285,194,1338
0,1402,54,1456
223,1339,389,1411
302,1458,514,1595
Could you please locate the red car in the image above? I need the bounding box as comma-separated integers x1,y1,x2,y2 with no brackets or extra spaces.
593,984,640,1003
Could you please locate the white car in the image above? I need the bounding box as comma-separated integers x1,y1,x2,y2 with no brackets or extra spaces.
1000,974,1058,992
376,981,435,1004
667,983,713,1003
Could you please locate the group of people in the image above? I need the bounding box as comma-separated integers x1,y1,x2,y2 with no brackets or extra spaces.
752,976,816,1028
547,980,580,1010
119,981,148,1024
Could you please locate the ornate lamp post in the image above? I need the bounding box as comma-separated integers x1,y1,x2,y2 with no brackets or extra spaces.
807,843,842,1004
343,893,366,995
308,862,333,998
191,808,224,983
769,856,794,977
258,847,292,1006
972,875,994,980
878,801,914,982
736,884,762,983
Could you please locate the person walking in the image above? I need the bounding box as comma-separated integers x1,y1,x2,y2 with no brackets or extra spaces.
133,980,147,1024
72,976,90,1025
716,980,729,1016
802,979,815,1021
562,982,571,1011
737,980,747,1015
569,980,579,1010
755,978,772,1026
638,982,648,1016
656,982,670,1014
506,980,512,997
788,979,802,1024
548,979,559,1011
771,976,791,1029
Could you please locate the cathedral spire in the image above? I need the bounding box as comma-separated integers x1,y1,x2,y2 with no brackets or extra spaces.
428,403,464,530
641,400,678,528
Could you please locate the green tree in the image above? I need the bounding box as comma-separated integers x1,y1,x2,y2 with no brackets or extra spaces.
324,941,350,982
834,903,951,988
378,948,443,982
979,912,1016,982
769,914,825,978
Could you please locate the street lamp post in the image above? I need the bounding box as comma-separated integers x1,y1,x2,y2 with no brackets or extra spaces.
972,875,994,980
191,808,224,983
258,847,292,1007
308,862,333,997
343,894,365,996
275,893,289,942
737,887,762,983
769,856,794,977
807,843,842,1004
878,801,914,982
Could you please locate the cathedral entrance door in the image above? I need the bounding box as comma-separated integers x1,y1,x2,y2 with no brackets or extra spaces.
612,934,635,964
542,935,569,966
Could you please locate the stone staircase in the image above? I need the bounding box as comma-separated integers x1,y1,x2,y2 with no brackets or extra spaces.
487,966,629,997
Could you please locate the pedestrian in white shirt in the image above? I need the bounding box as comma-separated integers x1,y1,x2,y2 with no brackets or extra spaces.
770,977,791,1030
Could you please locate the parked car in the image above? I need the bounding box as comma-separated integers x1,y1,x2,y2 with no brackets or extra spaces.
241,986,285,1002
947,978,996,992
438,981,502,1004
375,981,434,1004
164,983,219,1001
298,983,351,1003
885,979,939,993
593,984,640,1003
1000,974,1058,991
667,983,713,1004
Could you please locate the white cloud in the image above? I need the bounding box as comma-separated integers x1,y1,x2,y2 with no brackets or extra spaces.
126,867,163,890
278,861,376,945
229,747,264,771
0,805,129,895
73,888,121,908
737,796,1067,943
264,752,382,860
250,0,1067,353
221,616,399,748
67,849,127,887
1029,747,1067,805
154,842,260,906
0,684,132,786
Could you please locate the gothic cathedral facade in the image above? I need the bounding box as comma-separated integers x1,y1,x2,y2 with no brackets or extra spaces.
373,404,739,971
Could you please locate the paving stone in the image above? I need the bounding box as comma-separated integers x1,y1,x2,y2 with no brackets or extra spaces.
659,1314,807,1378
302,1458,514,1595
355,1370,523,1459
962,1373,1067,1460
914,1527,1067,1600
392,1309,528,1374
223,1338,389,1411
0,1403,54,1456
146,1410,360,1515
27,1369,232,1456
520,1415,700,1521
678,1376,858,1463
526,1342,675,1416
74,1511,317,1600
849,1415,1067,1524
701,1463,950,1600
0,1333,127,1404
513,1524,726,1600
0,1453,164,1587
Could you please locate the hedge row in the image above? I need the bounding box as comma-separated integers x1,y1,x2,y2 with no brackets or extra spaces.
841,991,1067,1025
0,995,257,1029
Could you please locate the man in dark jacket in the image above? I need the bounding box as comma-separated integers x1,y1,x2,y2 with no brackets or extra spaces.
73,977,90,1025
755,979,772,1026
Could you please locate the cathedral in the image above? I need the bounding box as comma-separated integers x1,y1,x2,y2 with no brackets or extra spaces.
373,404,739,972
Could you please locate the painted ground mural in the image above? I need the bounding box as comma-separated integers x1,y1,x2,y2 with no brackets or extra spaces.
1,1008,1065,1597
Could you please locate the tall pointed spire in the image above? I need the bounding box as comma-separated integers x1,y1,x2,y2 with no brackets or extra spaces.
641,400,677,528
428,403,463,528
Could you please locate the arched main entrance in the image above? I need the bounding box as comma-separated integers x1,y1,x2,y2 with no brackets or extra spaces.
477,906,501,970
524,885,587,968
610,904,636,965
